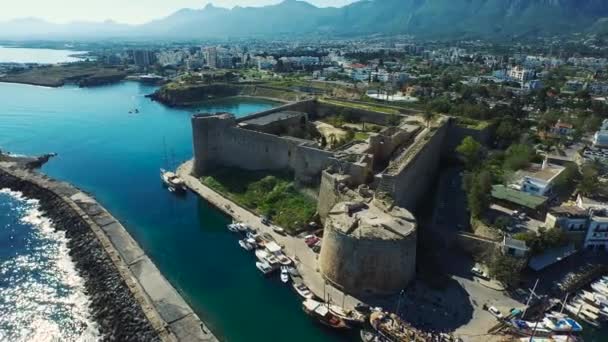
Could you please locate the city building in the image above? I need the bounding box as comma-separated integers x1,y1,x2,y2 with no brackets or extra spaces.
204,47,218,68
508,66,534,83
132,50,155,69
509,160,566,196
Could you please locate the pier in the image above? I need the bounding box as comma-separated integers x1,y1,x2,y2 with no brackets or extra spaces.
0,163,217,342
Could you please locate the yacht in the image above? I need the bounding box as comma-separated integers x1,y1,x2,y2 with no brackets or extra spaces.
160,169,186,193
238,239,256,251
227,223,240,233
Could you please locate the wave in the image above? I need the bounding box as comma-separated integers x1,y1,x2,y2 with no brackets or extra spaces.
0,188,100,342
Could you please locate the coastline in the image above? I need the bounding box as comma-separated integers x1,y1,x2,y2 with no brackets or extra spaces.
0,163,218,342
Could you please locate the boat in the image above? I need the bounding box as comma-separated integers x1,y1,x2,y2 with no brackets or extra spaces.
276,252,293,266
369,311,426,342
227,223,240,233
237,223,249,232
360,329,389,342
255,261,276,276
302,299,350,329
542,313,583,333
255,249,270,263
328,304,367,326
160,168,186,193
287,266,300,278
265,254,280,266
562,302,599,328
511,319,553,336
591,281,608,296
292,277,314,299
280,266,290,283
239,239,255,251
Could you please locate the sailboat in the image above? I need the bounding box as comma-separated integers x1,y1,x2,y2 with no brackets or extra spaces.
160,139,186,193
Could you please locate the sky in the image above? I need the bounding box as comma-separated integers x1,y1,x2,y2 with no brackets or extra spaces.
0,0,358,25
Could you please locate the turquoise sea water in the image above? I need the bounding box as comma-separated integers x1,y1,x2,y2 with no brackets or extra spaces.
0,81,356,341
0,47,84,64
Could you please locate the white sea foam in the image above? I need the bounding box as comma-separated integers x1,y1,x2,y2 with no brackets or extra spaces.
0,188,100,341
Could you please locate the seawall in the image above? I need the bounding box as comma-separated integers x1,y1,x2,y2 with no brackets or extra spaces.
0,164,217,342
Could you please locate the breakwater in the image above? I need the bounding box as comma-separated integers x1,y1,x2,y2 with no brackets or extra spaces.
0,164,217,342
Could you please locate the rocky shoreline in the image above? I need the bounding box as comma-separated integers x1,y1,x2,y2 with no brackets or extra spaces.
0,167,162,341
0,164,217,342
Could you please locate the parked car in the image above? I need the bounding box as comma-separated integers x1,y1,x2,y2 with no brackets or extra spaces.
488,306,503,319
471,267,489,280
261,216,271,225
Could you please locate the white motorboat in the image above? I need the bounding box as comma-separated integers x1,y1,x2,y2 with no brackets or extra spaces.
239,239,255,251
581,290,608,308
237,223,249,232
256,261,275,276
292,277,314,300
276,252,293,266
255,249,269,263
160,168,186,193
280,266,290,283
227,223,240,232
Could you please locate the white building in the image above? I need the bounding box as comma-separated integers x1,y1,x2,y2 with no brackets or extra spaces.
510,160,566,196
584,210,608,250
508,66,534,83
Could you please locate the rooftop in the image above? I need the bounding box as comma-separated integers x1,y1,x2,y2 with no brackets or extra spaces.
327,201,415,240
516,163,565,183
492,185,548,209
549,205,588,218
240,110,305,127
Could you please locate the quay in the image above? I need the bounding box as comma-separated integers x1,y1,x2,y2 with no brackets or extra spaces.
0,163,218,342
177,160,363,311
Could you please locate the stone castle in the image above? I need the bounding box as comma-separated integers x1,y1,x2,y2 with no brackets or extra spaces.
190,98,488,295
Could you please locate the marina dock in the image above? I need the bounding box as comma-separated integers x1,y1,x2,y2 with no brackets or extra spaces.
177,160,363,311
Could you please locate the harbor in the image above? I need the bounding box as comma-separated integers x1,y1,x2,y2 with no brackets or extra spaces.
177,160,460,341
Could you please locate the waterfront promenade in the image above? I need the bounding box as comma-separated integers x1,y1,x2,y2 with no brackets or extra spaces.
0,163,218,342
177,160,363,311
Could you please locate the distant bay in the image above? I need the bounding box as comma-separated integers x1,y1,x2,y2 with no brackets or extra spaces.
0,47,85,64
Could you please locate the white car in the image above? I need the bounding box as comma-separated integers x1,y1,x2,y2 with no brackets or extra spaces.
471,267,489,279
488,306,503,319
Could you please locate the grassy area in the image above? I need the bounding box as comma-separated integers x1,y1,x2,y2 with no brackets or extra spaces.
320,99,401,115
201,168,316,233
455,117,491,130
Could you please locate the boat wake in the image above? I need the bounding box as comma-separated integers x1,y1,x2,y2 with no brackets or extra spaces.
0,188,100,342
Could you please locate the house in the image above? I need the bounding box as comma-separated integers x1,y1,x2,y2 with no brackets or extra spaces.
509,160,566,197
550,120,575,137
584,209,608,251
502,237,529,258
491,184,548,218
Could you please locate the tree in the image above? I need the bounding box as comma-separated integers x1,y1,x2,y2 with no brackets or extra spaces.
422,111,435,128
488,252,525,288
494,119,520,148
503,144,534,171
457,137,483,170
466,170,493,218
578,163,600,196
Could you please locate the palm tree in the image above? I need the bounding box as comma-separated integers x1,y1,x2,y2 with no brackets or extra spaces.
423,111,435,128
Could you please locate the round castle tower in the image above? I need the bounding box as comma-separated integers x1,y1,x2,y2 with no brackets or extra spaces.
319,201,417,295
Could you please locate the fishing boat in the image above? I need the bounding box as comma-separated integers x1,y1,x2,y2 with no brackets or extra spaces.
328,304,367,326
280,266,290,283
292,277,314,300
369,311,426,342
255,261,276,276
237,223,250,232
160,168,186,193
239,238,256,251
302,299,350,329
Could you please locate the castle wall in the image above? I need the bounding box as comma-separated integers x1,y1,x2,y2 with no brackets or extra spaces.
314,102,400,126
443,120,493,156
388,122,449,211
192,114,333,185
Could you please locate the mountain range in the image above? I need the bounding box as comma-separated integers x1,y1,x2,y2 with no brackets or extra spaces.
1,0,607,40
